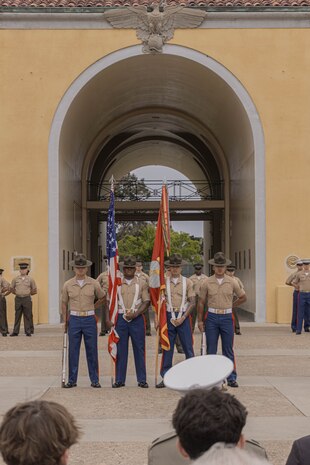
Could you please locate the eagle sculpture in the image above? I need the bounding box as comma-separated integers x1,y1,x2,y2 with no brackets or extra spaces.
103,4,207,54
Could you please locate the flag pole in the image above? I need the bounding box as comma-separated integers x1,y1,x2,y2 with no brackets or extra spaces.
108,175,115,387
155,290,161,387
108,174,115,387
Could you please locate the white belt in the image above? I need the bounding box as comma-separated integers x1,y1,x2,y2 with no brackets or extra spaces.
70,310,95,317
208,308,232,315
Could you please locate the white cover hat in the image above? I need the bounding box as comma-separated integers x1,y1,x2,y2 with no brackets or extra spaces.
164,355,234,393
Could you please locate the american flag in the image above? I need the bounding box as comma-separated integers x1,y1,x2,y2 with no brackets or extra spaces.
107,184,120,361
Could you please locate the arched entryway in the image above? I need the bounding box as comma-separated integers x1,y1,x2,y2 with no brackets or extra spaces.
48,45,265,324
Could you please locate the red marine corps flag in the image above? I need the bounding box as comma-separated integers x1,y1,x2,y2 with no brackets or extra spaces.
107,177,121,362
150,184,171,359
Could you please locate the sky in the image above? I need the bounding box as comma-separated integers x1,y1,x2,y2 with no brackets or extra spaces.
132,166,203,238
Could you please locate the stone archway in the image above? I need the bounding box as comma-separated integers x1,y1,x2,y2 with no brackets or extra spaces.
48,44,265,324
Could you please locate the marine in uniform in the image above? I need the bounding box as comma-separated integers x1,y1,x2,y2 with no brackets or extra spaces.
0,269,10,336
156,253,195,388
189,262,208,333
225,264,244,335
10,263,37,337
148,355,268,465
96,258,109,336
135,258,151,336
112,255,150,388
198,252,247,388
286,260,304,332
62,254,105,388
292,259,310,335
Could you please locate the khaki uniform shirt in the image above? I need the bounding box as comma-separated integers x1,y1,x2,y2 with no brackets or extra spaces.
119,276,150,310
148,431,268,465
200,274,244,309
96,271,109,293
292,271,310,292
135,271,150,285
62,276,105,311
286,271,298,286
165,276,195,308
11,275,37,297
189,273,208,296
0,277,9,294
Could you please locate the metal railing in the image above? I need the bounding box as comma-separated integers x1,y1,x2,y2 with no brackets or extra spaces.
88,179,224,202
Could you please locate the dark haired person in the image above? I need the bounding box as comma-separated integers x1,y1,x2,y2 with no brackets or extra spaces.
110,255,150,388
0,400,80,465
149,388,267,465
173,388,247,460
286,435,310,465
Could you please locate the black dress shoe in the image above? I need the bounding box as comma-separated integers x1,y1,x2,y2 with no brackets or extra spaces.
235,330,242,335
138,382,149,388
176,348,184,354
63,382,77,388
156,380,165,388
112,381,125,388
305,328,310,332
91,382,101,388
146,332,152,336
2,333,7,337
296,332,301,335
10,333,18,337
99,332,106,336
26,333,32,337
227,380,239,388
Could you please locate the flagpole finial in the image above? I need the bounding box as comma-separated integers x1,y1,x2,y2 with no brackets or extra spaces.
109,175,115,191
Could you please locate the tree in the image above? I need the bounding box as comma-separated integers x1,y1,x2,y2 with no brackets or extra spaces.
115,173,152,240
118,225,202,264
115,172,151,201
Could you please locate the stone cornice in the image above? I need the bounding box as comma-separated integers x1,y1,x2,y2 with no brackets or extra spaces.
1,9,310,28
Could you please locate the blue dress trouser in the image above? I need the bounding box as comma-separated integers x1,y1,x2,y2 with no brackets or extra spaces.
160,312,194,378
68,315,99,384
115,314,146,384
205,311,237,382
291,290,299,331
297,292,310,333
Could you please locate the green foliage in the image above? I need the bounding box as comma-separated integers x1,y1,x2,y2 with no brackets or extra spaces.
118,224,202,263
118,224,155,262
115,173,152,239
170,230,201,263
115,172,151,200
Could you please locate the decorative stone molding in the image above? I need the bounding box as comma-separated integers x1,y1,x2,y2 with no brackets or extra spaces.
103,5,207,53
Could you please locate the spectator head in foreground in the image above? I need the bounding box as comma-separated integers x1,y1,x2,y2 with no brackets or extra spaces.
193,443,271,465
0,400,80,465
172,387,248,460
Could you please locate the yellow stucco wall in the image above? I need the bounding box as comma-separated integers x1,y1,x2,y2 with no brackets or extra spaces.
1,27,309,323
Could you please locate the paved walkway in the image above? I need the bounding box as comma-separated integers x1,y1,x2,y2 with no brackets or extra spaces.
0,323,309,465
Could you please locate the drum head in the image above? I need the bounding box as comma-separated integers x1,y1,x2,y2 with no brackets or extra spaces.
164,355,234,392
